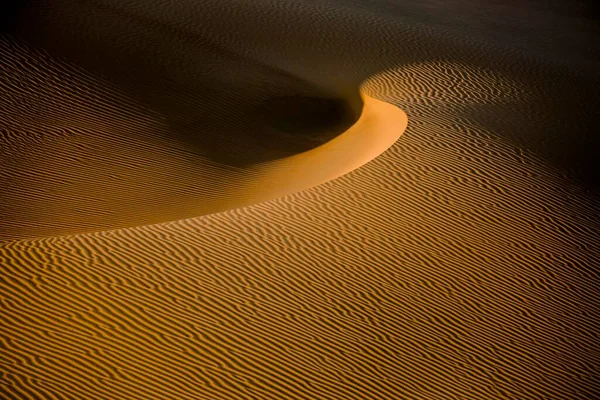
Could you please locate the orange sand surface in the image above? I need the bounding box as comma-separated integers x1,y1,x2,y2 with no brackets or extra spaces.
1,0,599,399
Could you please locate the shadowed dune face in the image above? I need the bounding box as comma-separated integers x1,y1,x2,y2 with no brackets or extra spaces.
1,0,600,399
259,96,356,141
1,0,394,239
4,0,366,167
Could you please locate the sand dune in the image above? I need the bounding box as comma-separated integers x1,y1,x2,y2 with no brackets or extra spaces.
1,36,388,240
2,0,600,399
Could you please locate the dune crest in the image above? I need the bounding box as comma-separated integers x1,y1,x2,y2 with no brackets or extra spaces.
0,35,406,241
242,94,407,205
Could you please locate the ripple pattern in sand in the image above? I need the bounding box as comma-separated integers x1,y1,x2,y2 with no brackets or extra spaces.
2,0,600,399
2,101,600,398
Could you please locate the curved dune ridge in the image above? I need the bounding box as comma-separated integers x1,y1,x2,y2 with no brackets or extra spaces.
242,94,406,206
1,36,404,240
2,0,600,399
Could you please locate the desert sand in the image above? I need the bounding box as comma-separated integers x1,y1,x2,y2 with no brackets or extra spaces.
1,0,599,399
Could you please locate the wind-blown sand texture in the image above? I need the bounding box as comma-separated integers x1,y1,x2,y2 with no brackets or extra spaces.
1,0,600,399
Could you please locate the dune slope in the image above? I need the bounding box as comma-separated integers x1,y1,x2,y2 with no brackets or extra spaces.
1,0,600,399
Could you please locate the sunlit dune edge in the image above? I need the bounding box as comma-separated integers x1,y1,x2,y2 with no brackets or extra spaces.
1,28,407,242
0,52,406,242
241,93,407,205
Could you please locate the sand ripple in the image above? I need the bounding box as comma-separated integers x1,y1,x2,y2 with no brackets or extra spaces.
2,0,600,399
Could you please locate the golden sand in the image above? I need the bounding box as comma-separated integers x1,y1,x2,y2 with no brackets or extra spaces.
1,0,599,399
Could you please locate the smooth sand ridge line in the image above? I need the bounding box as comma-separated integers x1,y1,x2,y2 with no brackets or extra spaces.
0,68,406,241
241,93,407,204
0,37,405,241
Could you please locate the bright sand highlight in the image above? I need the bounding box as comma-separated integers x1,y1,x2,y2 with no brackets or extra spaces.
242,94,407,204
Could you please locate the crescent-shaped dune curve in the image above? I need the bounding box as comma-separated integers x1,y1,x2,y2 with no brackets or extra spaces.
241,94,407,206
1,0,600,399
0,36,405,241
